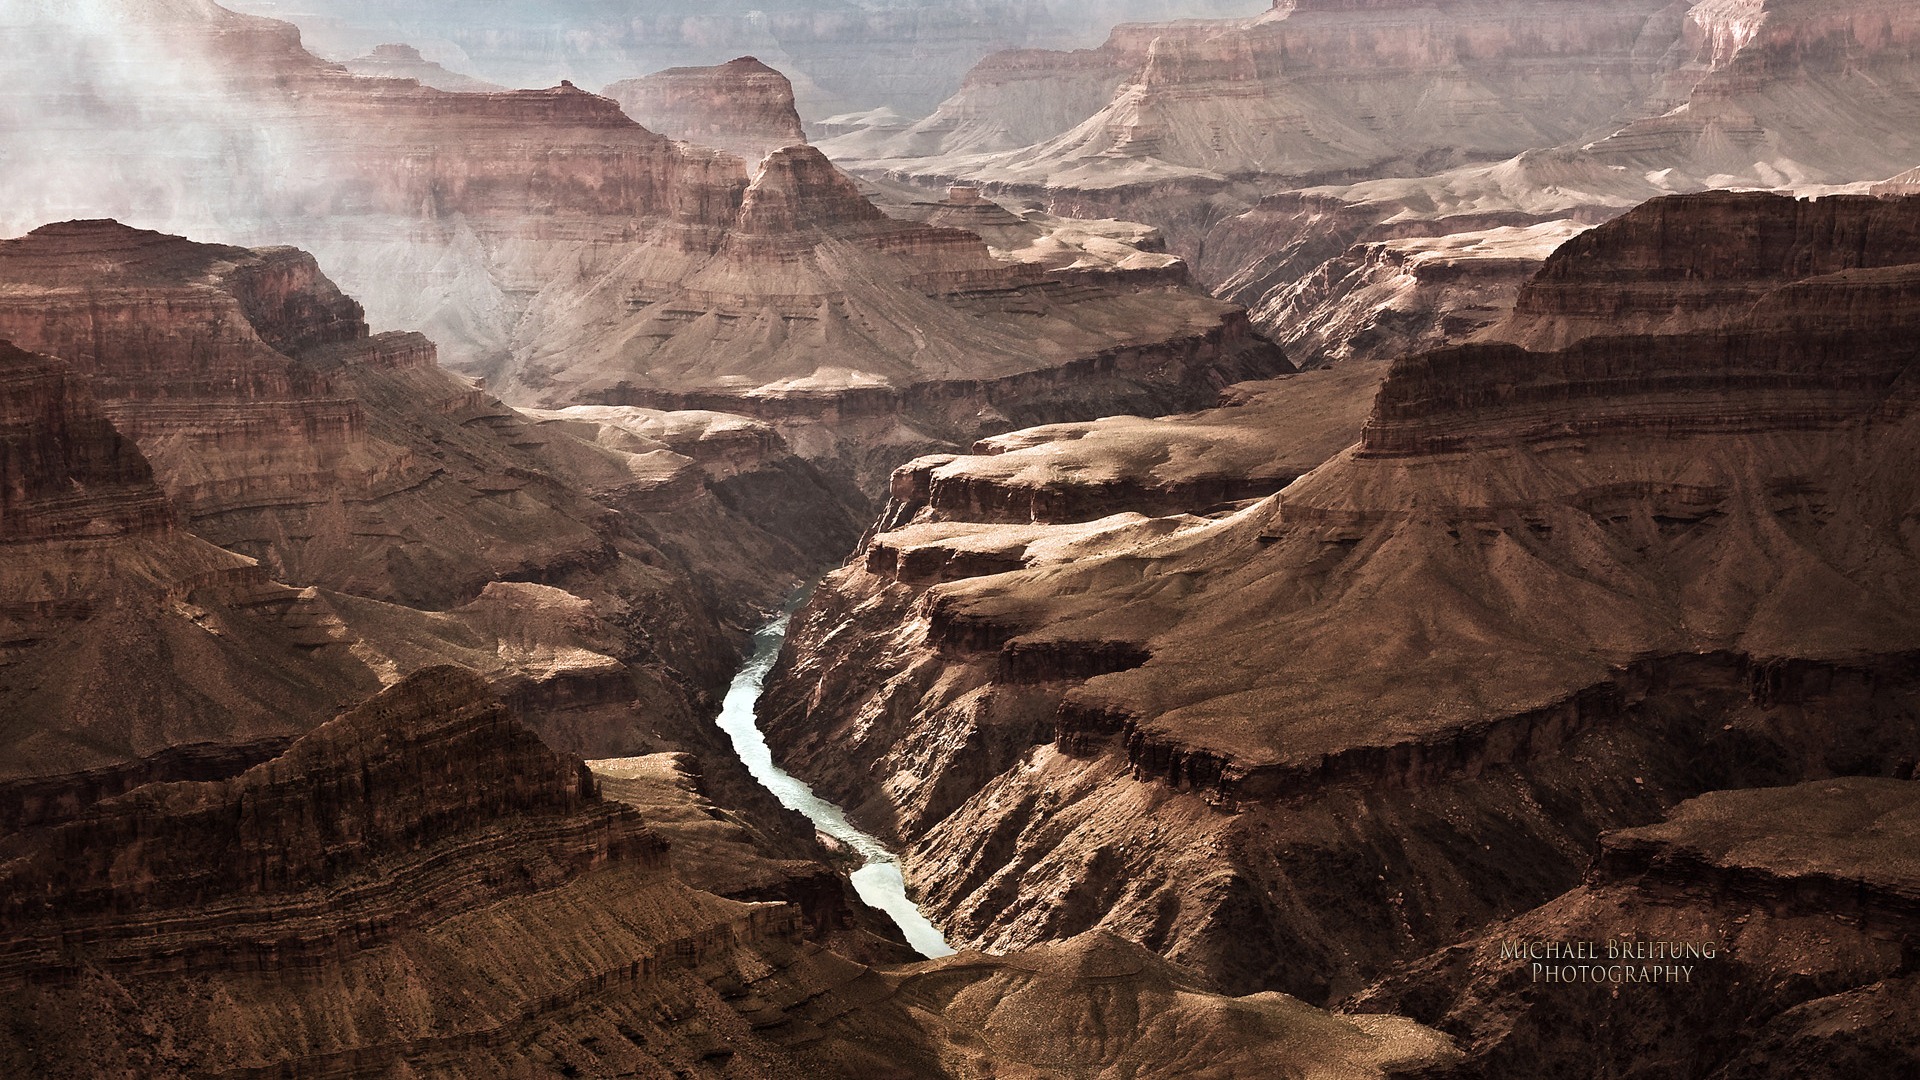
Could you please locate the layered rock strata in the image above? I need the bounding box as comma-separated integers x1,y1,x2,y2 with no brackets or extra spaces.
758,191,1920,1000
0,220,864,768
834,0,1920,368
340,42,505,92
218,0,1271,118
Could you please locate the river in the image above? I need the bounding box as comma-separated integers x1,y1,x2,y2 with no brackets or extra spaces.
712,605,955,959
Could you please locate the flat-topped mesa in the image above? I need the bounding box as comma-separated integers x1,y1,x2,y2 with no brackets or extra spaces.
605,57,808,162
1363,193,1920,457
0,220,364,400
848,0,1686,192
1495,192,1920,351
0,343,173,543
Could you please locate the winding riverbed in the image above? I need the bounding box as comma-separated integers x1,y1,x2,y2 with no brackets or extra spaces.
714,606,955,959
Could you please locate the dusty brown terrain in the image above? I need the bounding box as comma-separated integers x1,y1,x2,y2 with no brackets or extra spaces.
1,0,1290,500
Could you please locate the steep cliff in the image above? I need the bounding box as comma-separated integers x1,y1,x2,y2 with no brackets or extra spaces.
0,220,871,766
0,340,383,788
836,0,1920,371
759,191,1920,999
219,0,1271,118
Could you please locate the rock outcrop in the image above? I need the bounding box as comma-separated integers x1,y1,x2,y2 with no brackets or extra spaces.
1355,777,1920,1079
219,0,1271,118
758,191,1920,999
606,56,809,161
0,339,382,788
0,220,869,766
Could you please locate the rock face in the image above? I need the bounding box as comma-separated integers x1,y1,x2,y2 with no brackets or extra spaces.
758,191,1920,1000
0,338,382,787
838,0,1686,190
1494,189,1920,350
0,216,886,980
606,56,809,161
1356,777,1920,1079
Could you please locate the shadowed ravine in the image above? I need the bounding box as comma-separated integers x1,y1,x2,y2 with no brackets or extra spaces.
716,602,955,959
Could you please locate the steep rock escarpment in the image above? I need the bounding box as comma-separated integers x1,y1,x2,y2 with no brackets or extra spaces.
498,141,1291,491
1355,777,1920,1080
605,56,809,161
759,192,1920,1001
835,0,1920,369
0,667,1457,1079
1494,189,1920,350
839,0,1688,193
214,0,1270,119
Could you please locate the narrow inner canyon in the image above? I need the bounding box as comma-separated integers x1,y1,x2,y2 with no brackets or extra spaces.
707,597,956,960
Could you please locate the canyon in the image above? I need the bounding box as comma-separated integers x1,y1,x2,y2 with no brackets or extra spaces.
4,0,1919,1075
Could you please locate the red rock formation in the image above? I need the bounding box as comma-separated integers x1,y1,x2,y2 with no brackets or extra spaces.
0,339,379,786
605,57,809,161
0,342,171,542
1495,190,1920,350
3,1,1290,497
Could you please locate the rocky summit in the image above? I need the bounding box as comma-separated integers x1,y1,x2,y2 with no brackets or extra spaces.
5,0,1920,1076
